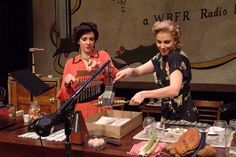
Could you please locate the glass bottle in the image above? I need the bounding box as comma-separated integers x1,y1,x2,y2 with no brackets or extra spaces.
28,100,40,122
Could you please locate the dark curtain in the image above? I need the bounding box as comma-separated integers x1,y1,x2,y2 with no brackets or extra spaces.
0,0,32,104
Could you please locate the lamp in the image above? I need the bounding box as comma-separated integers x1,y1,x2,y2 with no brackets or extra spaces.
29,48,45,75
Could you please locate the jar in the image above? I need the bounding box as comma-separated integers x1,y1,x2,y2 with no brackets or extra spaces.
28,101,40,122
0,104,16,128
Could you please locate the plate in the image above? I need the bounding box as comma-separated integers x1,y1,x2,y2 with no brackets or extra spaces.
208,127,217,135
166,127,187,136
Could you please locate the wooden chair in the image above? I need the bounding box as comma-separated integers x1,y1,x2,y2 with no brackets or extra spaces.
193,100,223,124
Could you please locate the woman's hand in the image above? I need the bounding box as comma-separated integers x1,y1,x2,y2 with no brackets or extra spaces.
64,73,76,88
129,91,146,106
98,93,103,101
113,67,133,83
92,93,103,106
65,73,76,84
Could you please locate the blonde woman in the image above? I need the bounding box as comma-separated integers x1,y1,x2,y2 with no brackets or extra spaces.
114,20,198,122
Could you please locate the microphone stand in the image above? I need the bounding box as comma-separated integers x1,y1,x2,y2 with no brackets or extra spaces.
32,60,111,157
107,61,112,85
64,107,73,157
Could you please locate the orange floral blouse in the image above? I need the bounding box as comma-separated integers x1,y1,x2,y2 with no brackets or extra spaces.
57,50,119,119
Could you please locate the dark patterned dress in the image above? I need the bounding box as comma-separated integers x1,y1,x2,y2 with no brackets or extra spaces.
151,49,198,122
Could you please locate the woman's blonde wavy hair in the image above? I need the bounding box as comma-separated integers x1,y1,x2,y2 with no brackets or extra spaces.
152,20,182,49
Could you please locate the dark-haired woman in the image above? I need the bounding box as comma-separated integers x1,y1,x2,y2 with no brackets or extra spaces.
57,22,118,119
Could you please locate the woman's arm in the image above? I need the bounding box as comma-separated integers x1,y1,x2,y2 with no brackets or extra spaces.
114,60,154,82
129,69,183,105
56,60,76,101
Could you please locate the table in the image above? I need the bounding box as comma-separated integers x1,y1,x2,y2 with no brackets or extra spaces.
0,118,226,157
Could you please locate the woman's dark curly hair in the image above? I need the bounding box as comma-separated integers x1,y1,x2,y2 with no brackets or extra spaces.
73,22,99,44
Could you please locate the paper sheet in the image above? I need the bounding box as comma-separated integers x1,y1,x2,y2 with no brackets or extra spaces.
94,116,130,126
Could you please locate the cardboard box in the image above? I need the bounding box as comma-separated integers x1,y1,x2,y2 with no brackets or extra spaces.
85,110,143,139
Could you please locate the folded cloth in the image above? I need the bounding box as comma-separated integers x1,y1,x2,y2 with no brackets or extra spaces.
127,141,166,157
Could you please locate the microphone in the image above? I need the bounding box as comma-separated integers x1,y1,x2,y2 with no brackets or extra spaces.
102,61,115,106
102,85,115,106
